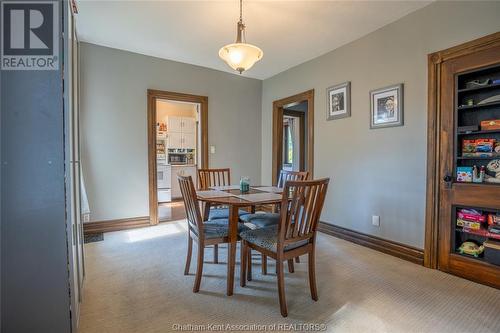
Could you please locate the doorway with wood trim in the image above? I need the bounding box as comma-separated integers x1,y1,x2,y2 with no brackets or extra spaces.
147,90,208,225
272,90,314,184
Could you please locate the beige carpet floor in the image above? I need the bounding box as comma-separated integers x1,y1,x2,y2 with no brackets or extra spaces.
79,221,500,333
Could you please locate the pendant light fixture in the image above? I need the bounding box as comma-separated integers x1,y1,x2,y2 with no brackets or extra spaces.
218,0,263,74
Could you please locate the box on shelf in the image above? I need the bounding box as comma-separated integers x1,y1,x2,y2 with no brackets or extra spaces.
457,167,473,182
488,214,500,226
458,209,486,223
484,240,500,266
457,219,482,230
480,119,500,131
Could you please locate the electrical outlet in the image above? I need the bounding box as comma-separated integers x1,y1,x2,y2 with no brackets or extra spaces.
372,215,380,227
210,145,216,154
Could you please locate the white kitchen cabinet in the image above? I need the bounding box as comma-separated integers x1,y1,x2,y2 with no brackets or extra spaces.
182,117,197,134
167,132,182,149
167,116,183,133
171,165,197,198
171,166,182,198
183,165,197,182
182,133,196,150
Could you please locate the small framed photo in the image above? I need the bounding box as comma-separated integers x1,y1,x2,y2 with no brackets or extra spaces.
370,83,404,129
327,81,350,120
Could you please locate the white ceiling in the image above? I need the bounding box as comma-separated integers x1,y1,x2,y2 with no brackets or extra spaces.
76,1,432,80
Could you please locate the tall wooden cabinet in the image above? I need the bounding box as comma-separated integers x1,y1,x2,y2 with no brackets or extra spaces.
427,33,500,288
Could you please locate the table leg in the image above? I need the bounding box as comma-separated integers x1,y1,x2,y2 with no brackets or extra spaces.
226,205,238,296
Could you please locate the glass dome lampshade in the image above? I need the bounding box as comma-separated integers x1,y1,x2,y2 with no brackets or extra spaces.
218,42,263,74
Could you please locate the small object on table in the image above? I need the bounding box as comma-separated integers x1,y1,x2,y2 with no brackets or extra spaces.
458,241,484,258
457,166,473,182
480,119,500,131
239,176,250,193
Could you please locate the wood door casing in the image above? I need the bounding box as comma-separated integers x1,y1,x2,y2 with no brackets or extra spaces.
272,90,314,185
435,42,500,288
283,109,306,171
147,90,208,225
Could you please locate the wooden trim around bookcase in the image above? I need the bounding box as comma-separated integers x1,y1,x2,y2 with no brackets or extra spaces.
83,216,150,235
147,89,208,226
425,32,500,269
318,222,424,265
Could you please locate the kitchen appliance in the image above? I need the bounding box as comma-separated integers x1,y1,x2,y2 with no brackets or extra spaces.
167,148,195,165
168,152,187,165
157,164,171,202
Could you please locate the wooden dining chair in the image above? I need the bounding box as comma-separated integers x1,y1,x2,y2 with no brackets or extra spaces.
197,168,250,263
179,175,249,293
240,169,309,273
198,168,231,190
239,178,330,317
241,170,309,228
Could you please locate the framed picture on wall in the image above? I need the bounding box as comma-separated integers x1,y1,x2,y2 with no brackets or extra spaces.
370,83,404,129
326,81,351,120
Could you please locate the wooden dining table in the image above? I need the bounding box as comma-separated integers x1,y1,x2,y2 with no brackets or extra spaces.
196,185,284,296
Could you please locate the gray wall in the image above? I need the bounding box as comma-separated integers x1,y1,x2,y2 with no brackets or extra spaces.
0,1,71,331
261,1,500,248
80,43,262,222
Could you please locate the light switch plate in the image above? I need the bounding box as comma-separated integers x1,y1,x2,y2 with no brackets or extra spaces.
372,215,380,227
210,145,216,154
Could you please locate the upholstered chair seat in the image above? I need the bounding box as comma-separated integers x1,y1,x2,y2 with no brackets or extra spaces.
239,212,280,227
208,208,250,221
239,225,308,252
201,219,250,238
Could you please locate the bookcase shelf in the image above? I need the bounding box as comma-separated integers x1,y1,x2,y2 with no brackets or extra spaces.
450,63,500,278
457,82,500,93
457,129,500,136
457,156,498,160
457,101,500,111
454,63,500,184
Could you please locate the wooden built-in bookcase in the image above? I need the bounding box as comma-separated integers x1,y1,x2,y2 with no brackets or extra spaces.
426,32,500,289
